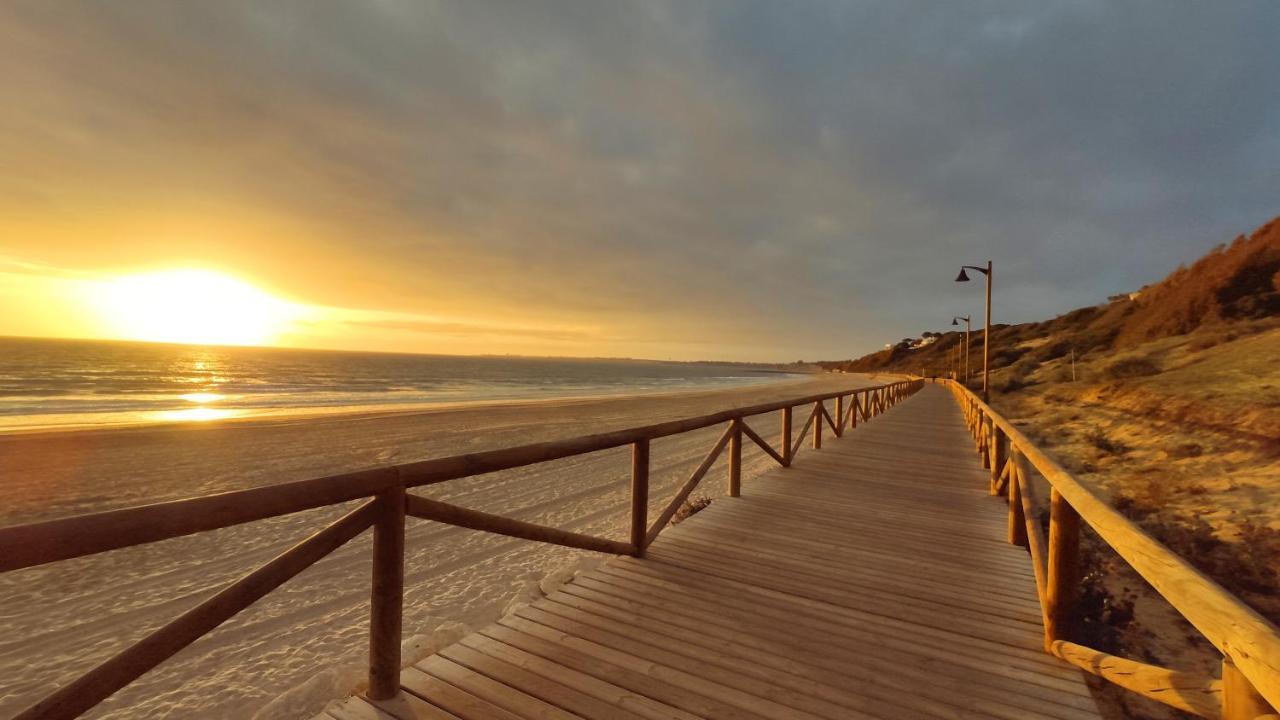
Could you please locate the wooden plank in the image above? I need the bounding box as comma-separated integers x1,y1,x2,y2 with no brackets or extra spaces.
400,667,526,720
554,572,1097,704
415,655,580,720
478,624,772,720
585,561,1086,683
324,695,457,720
358,693,462,720
458,634,698,720
648,532,1044,620
525,597,1099,720
499,614,830,720
642,543,1046,639
437,642,651,720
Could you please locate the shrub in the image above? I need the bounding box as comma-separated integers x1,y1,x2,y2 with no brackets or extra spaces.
1188,334,1221,351
1033,339,1073,362
1085,425,1129,455
1167,442,1204,459
996,377,1030,394
991,347,1028,369
1104,357,1161,380
671,495,711,524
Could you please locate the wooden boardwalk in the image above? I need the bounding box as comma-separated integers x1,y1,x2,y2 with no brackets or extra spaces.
324,386,1102,720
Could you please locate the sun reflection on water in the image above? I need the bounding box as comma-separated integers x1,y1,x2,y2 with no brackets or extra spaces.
179,392,225,404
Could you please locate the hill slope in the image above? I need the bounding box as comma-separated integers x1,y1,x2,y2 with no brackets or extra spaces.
828,215,1280,386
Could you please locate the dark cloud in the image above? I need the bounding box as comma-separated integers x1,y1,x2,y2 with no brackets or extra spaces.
1,1,1276,359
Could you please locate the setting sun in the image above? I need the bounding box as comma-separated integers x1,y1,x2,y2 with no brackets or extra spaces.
88,269,308,346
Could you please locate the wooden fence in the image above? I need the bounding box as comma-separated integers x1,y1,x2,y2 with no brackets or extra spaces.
0,378,921,720
945,380,1280,720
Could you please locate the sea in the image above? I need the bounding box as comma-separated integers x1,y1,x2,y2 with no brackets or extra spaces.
0,337,799,431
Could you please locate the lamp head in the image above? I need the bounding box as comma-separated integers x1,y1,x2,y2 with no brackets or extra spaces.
955,268,970,282
951,318,959,326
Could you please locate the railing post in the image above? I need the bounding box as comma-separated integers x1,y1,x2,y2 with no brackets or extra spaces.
1045,488,1081,650
813,401,823,449
780,406,793,467
728,419,742,497
629,439,649,556
368,483,405,701
851,395,859,429
835,395,845,437
991,426,1006,495
981,417,992,469
1007,454,1027,547
1222,656,1276,720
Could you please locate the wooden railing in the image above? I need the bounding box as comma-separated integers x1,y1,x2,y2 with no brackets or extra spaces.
944,380,1280,720
0,377,922,720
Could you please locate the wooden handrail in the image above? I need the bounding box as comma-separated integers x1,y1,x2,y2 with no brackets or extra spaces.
13,500,378,720
0,467,399,573
1050,640,1222,718
0,380,916,574
405,494,633,556
739,420,786,466
2,377,922,719
944,380,1280,714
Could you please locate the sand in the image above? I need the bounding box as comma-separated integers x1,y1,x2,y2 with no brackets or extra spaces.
0,373,877,719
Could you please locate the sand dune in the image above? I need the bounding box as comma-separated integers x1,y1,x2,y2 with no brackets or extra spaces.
0,374,876,719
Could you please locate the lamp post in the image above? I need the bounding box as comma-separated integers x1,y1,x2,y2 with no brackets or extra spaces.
955,261,992,402
951,315,971,385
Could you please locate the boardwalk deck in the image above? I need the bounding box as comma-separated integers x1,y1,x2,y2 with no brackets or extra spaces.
322,386,1102,720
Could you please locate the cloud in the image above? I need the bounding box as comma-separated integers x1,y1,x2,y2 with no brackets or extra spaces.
1,1,1277,360
341,318,598,344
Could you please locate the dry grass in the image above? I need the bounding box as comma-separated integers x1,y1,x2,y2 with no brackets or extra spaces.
1104,357,1161,380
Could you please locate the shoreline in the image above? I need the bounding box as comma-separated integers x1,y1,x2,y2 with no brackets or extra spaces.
0,372,820,439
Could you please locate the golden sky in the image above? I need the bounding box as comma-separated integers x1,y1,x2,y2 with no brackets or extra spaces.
1,3,1276,361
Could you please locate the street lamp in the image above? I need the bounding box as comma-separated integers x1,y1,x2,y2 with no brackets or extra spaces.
955,261,992,402
951,315,971,385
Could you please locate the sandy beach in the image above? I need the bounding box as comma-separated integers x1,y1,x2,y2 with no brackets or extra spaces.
0,373,877,719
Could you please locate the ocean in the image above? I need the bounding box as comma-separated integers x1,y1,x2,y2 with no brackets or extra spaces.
0,337,797,431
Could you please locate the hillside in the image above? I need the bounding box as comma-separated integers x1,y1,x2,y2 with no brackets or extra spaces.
828,215,1280,388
